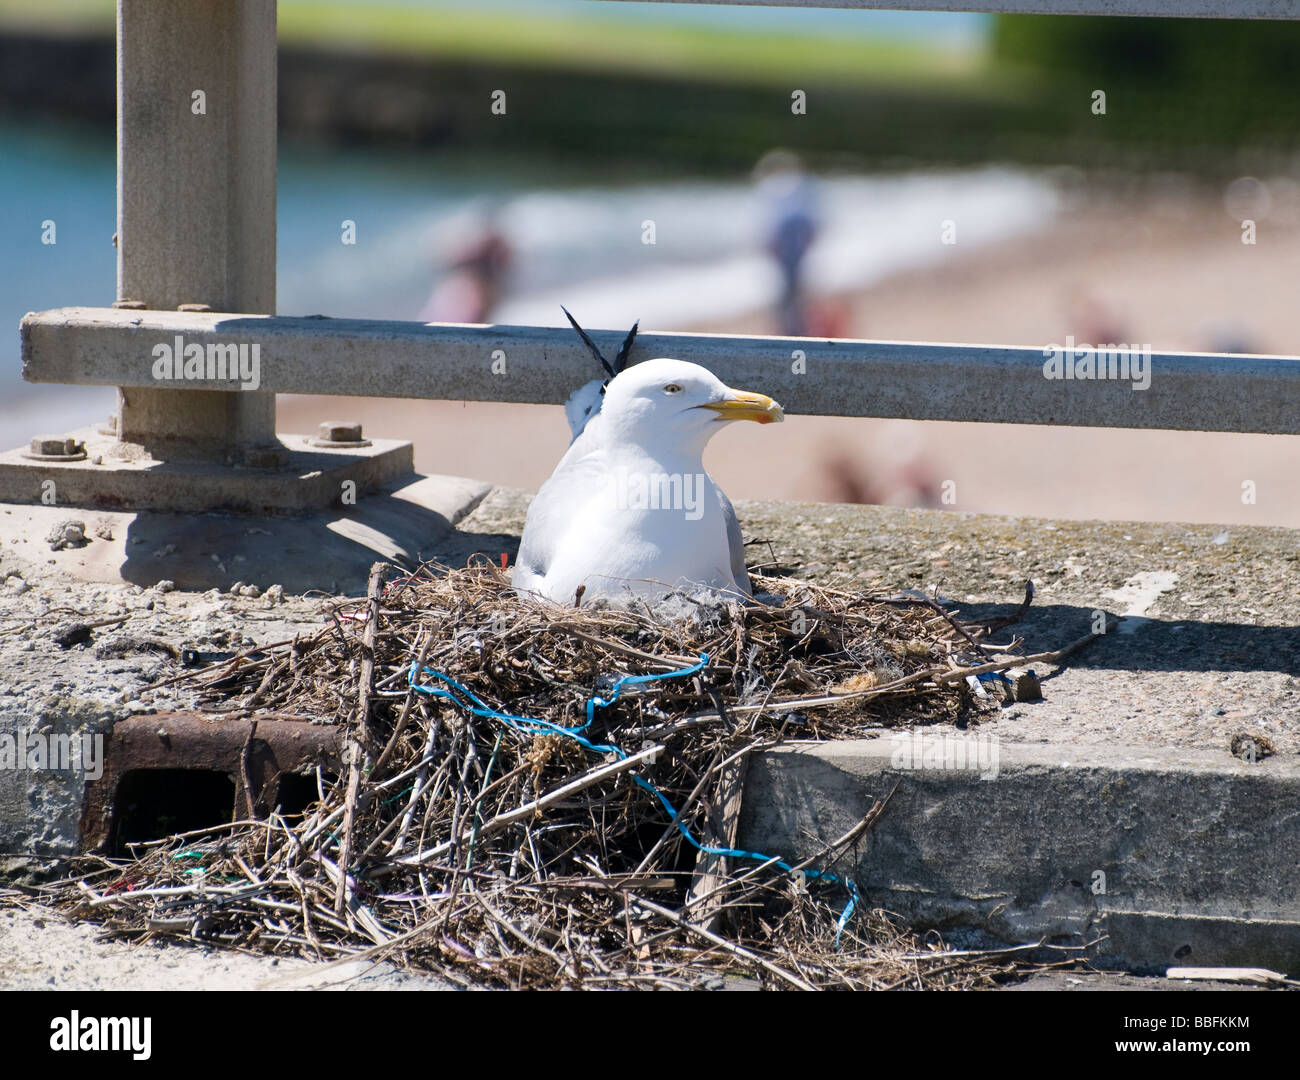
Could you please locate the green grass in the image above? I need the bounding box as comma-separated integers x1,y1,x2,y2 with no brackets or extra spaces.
0,0,110,33
0,0,1010,95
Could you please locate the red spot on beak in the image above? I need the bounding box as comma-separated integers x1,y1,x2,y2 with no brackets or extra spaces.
501,553,509,571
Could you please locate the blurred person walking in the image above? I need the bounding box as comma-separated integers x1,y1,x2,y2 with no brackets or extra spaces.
755,150,819,337
420,206,512,324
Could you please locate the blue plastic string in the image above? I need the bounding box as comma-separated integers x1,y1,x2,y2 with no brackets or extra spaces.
407,651,859,945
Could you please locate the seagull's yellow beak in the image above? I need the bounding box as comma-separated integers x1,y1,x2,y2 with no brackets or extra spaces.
698,389,785,424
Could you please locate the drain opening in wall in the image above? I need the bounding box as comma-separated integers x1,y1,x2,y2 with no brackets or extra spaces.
111,768,235,857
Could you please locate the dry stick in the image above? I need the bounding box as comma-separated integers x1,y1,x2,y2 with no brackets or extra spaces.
67,614,133,632
931,622,1117,686
372,629,432,777
391,744,663,869
284,873,325,959
628,894,817,991
124,817,271,847
242,658,288,713
335,562,386,916
976,580,1037,635
365,715,446,861
895,939,1098,963
239,719,258,819
443,728,480,892
913,595,985,650
88,882,268,906
686,746,751,934
555,626,701,672
316,853,391,945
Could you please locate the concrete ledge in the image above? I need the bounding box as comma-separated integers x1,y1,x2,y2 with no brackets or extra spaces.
738,738,1300,973
0,472,491,592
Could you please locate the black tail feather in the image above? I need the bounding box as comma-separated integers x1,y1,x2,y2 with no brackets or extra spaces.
561,307,640,380
561,306,615,379
613,320,640,374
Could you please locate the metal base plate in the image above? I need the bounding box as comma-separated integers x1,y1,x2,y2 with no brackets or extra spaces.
0,428,415,515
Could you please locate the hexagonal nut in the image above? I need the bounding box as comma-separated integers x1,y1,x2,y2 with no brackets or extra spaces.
30,436,83,457
318,421,363,443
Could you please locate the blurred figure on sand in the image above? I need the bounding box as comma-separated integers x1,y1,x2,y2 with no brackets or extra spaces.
420,207,512,324
755,149,819,337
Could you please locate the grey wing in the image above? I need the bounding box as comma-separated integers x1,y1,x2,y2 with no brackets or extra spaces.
715,483,751,596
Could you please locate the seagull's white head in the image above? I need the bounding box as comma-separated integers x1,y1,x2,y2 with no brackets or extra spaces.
597,358,784,452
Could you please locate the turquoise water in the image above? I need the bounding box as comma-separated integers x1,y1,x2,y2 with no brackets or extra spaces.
0,120,116,439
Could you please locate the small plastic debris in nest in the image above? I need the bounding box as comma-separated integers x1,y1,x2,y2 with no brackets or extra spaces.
1229,731,1275,763
592,672,621,698
1000,667,1042,703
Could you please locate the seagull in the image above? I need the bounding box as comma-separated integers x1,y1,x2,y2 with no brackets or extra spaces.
513,343,784,604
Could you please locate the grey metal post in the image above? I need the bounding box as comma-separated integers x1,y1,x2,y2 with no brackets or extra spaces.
115,0,277,461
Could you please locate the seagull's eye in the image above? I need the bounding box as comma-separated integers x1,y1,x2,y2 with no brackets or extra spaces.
663,383,682,394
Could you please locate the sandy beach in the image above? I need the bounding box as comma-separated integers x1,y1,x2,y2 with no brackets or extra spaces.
278,186,1300,529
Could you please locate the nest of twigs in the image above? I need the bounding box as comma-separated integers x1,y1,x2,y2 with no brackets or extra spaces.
41,562,1060,990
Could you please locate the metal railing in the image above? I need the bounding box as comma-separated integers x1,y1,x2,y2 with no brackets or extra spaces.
21,307,1300,436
